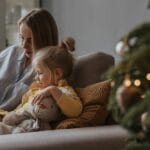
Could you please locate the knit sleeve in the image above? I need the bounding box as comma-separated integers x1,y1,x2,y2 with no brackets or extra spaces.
57,86,83,117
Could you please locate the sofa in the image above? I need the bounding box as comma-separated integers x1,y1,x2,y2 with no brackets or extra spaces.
0,52,128,150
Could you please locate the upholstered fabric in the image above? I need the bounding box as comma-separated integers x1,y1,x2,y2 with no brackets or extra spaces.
0,125,128,150
0,52,128,150
55,80,111,129
76,80,111,106
56,105,108,129
69,52,114,87
56,52,114,129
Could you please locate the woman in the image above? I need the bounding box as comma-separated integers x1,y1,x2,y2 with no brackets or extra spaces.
0,37,82,135
0,8,58,111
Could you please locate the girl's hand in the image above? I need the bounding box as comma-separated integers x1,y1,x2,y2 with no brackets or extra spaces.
32,86,54,105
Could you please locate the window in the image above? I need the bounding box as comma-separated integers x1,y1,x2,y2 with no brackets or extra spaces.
5,0,40,46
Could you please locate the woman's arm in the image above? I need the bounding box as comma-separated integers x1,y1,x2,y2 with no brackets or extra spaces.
0,45,34,111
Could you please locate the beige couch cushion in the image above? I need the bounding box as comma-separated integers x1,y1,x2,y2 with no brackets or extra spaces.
69,52,114,87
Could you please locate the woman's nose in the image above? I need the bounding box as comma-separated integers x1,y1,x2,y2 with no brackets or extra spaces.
22,40,28,49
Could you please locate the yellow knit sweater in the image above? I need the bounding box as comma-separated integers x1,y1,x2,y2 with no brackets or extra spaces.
0,80,82,118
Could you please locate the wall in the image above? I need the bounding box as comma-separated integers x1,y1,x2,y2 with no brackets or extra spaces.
0,0,6,51
42,0,150,57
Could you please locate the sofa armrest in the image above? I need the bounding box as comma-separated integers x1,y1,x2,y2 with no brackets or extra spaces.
0,125,128,150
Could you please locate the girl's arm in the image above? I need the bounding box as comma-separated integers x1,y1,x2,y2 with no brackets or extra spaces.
33,85,83,118
50,86,83,117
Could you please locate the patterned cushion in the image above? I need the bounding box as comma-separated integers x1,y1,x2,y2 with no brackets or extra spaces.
76,80,111,106
55,80,111,129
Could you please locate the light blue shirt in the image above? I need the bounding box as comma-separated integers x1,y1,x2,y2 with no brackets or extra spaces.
0,45,35,111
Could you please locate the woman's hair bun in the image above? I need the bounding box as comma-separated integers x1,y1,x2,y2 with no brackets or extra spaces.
60,37,75,52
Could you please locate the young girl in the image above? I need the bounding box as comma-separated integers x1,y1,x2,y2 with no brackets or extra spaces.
0,37,82,134
32,37,82,118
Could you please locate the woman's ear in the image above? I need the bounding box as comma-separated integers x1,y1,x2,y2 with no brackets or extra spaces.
54,68,63,80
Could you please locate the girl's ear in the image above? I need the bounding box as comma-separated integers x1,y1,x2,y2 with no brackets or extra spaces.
54,68,63,80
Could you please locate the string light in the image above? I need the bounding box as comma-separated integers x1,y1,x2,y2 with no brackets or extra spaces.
111,81,115,87
141,94,145,99
123,78,132,87
146,73,150,81
134,79,141,87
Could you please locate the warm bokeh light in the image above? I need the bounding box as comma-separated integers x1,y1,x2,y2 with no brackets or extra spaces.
146,73,150,81
134,79,141,87
123,78,132,87
111,81,115,87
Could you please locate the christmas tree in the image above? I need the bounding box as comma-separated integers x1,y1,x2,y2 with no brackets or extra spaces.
107,22,150,150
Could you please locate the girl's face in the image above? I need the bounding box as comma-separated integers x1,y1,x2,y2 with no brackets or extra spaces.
19,23,33,59
35,62,56,88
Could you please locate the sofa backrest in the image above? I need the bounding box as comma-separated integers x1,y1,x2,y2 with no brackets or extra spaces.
69,52,115,88
55,52,115,128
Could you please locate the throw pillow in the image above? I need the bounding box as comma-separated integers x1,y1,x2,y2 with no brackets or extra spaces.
55,80,111,129
56,105,108,129
76,80,111,106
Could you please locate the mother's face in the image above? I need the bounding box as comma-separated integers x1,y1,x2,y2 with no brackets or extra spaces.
19,23,33,59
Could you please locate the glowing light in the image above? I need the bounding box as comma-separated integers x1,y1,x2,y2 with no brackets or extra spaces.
134,79,141,86
141,94,145,99
123,79,131,87
111,81,115,87
146,73,150,81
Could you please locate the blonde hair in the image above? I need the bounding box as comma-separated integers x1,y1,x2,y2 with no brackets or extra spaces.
33,37,75,78
18,8,58,52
